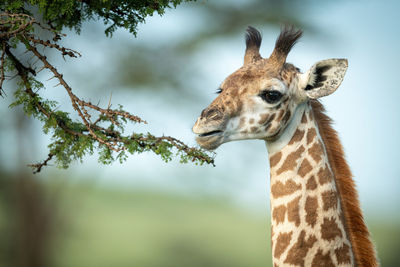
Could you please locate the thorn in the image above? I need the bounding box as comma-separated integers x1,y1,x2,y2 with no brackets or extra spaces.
37,66,46,73
107,92,112,109
53,83,61,87
46,76,56,81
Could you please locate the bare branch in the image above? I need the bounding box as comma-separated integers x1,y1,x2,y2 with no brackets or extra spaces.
28,153,54,174
25,35,81,58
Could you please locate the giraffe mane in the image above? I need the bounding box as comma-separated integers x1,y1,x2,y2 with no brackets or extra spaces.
311,100,379,267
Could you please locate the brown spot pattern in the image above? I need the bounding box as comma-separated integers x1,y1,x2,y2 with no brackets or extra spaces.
276,145,305,175
306,128,316,145
309,140,323,163
271,180,301,199
309,109,314,121
335,243,351,264
226,102,234,112
318,165,332,185
305,196,318,227
298,158,312,178
249,118,254,124
240,87,248,96
311,249,335,267
284,230,317,266
288,129,305,145
272,205,286,224
282,110,291,125
277,109,285,120
312,100,378,266
239,117,246,128
250,126,258,133
258,113,269,124
301,112,307,124
322,190,338,211
274,232,293,259
306,175,317,190
287,196,301,226
264,123,272,132
271,226,275,249
270,152,282,167
321,217,343,241
259,113,275,125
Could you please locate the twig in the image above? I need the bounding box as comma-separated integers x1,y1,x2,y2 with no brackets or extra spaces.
0,13,35,39
28,153,54,174
26,35,81,58
5,45,85,138
25,41,121,151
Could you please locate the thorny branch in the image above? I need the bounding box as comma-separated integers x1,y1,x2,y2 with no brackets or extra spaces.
4,44,85,138
0,13,35,39
0,12,215,173
28,153,54,174
26,35,81,59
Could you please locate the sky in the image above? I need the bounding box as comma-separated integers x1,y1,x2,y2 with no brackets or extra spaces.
1,0,399,218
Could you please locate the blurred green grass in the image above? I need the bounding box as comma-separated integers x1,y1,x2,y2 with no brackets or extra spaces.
52,183,271,267
1,179,399,267
49,182,400,267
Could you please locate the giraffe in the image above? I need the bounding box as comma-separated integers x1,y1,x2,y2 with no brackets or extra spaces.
192,26,378,267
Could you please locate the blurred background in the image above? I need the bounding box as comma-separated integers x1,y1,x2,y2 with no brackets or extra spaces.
1,0,400,266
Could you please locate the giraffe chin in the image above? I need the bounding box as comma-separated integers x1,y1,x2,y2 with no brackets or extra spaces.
195,134,224,150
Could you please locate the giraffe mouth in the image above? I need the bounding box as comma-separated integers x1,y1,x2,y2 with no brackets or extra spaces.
198,130,223,137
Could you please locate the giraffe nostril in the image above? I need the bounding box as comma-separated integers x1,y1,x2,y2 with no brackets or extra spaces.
201,108,221,119
206,108,216,117
200,108,207,118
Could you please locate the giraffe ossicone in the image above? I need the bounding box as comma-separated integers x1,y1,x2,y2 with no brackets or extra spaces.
192,26,378,267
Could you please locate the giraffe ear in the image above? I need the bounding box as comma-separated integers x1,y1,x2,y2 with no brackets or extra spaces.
298,59,348,99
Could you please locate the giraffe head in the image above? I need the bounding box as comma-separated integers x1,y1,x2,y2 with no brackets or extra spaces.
193,26,348,150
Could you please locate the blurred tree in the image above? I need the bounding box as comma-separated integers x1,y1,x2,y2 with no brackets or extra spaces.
0,0,214,173
109,0,319,96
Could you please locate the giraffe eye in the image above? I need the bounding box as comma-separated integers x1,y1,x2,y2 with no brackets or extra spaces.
259,90,283,104
216,88,223,94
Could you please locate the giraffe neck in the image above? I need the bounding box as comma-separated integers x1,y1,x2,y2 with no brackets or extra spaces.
266,102,355,267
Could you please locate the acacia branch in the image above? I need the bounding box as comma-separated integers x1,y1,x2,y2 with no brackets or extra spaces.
0,13,35,39
28,153,54,174
0,10,215,173
25,39,146,152
25,35,81,58
4,44,85,137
